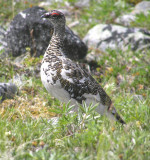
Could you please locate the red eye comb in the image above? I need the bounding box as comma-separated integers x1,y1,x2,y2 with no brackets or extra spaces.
51,12,60,16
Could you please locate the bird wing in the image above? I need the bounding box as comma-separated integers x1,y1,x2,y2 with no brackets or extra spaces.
59,58,126,124
59,58,112,108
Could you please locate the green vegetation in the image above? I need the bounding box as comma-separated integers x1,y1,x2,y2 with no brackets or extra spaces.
131,12,150,30
0,0,39,23
0,0,150,159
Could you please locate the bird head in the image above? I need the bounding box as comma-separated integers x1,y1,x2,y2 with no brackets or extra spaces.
41,10,66,28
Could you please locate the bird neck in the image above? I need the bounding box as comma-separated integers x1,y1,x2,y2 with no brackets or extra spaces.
45,25,65,57
53,25,65,38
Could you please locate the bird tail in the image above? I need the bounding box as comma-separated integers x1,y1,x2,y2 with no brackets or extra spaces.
107,103,126,125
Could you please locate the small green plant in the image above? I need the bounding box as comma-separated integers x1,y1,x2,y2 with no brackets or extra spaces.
131,12,150,30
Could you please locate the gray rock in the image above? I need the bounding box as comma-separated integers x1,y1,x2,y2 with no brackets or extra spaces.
0,26,7,53
115,14,136,26
133,1,150,15
0,83,17,103
74,0,90,8
133,95,143,102
83,24,150,52
2,6,87,61
115,1,150,26
39,0,63,7
39,1,52,7
11,74,25,89
117,74,125,85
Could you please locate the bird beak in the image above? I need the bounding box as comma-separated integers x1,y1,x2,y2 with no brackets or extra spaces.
41,14,45,18
41,12,51,19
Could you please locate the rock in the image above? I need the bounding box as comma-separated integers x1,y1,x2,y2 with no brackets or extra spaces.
115,1,150,26
83,24,150,52
117,74,125,85
133,95,143,101
115,14,136,26
132,1,150,15
39,0,63,7
40,0,90,9
0,26,7,53
13,52,30,67
74,0,90,8
3,6,87,61
38,2,52,7
11,74,25,88
0,83,18,103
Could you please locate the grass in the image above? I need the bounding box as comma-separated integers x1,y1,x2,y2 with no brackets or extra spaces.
131,12,150,30
0,0,39,24
70,0,130,38
0,0,150,159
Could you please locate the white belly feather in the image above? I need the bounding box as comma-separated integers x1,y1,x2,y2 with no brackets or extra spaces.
41,62,107,114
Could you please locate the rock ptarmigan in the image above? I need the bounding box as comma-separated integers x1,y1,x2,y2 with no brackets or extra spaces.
41,10,125,124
